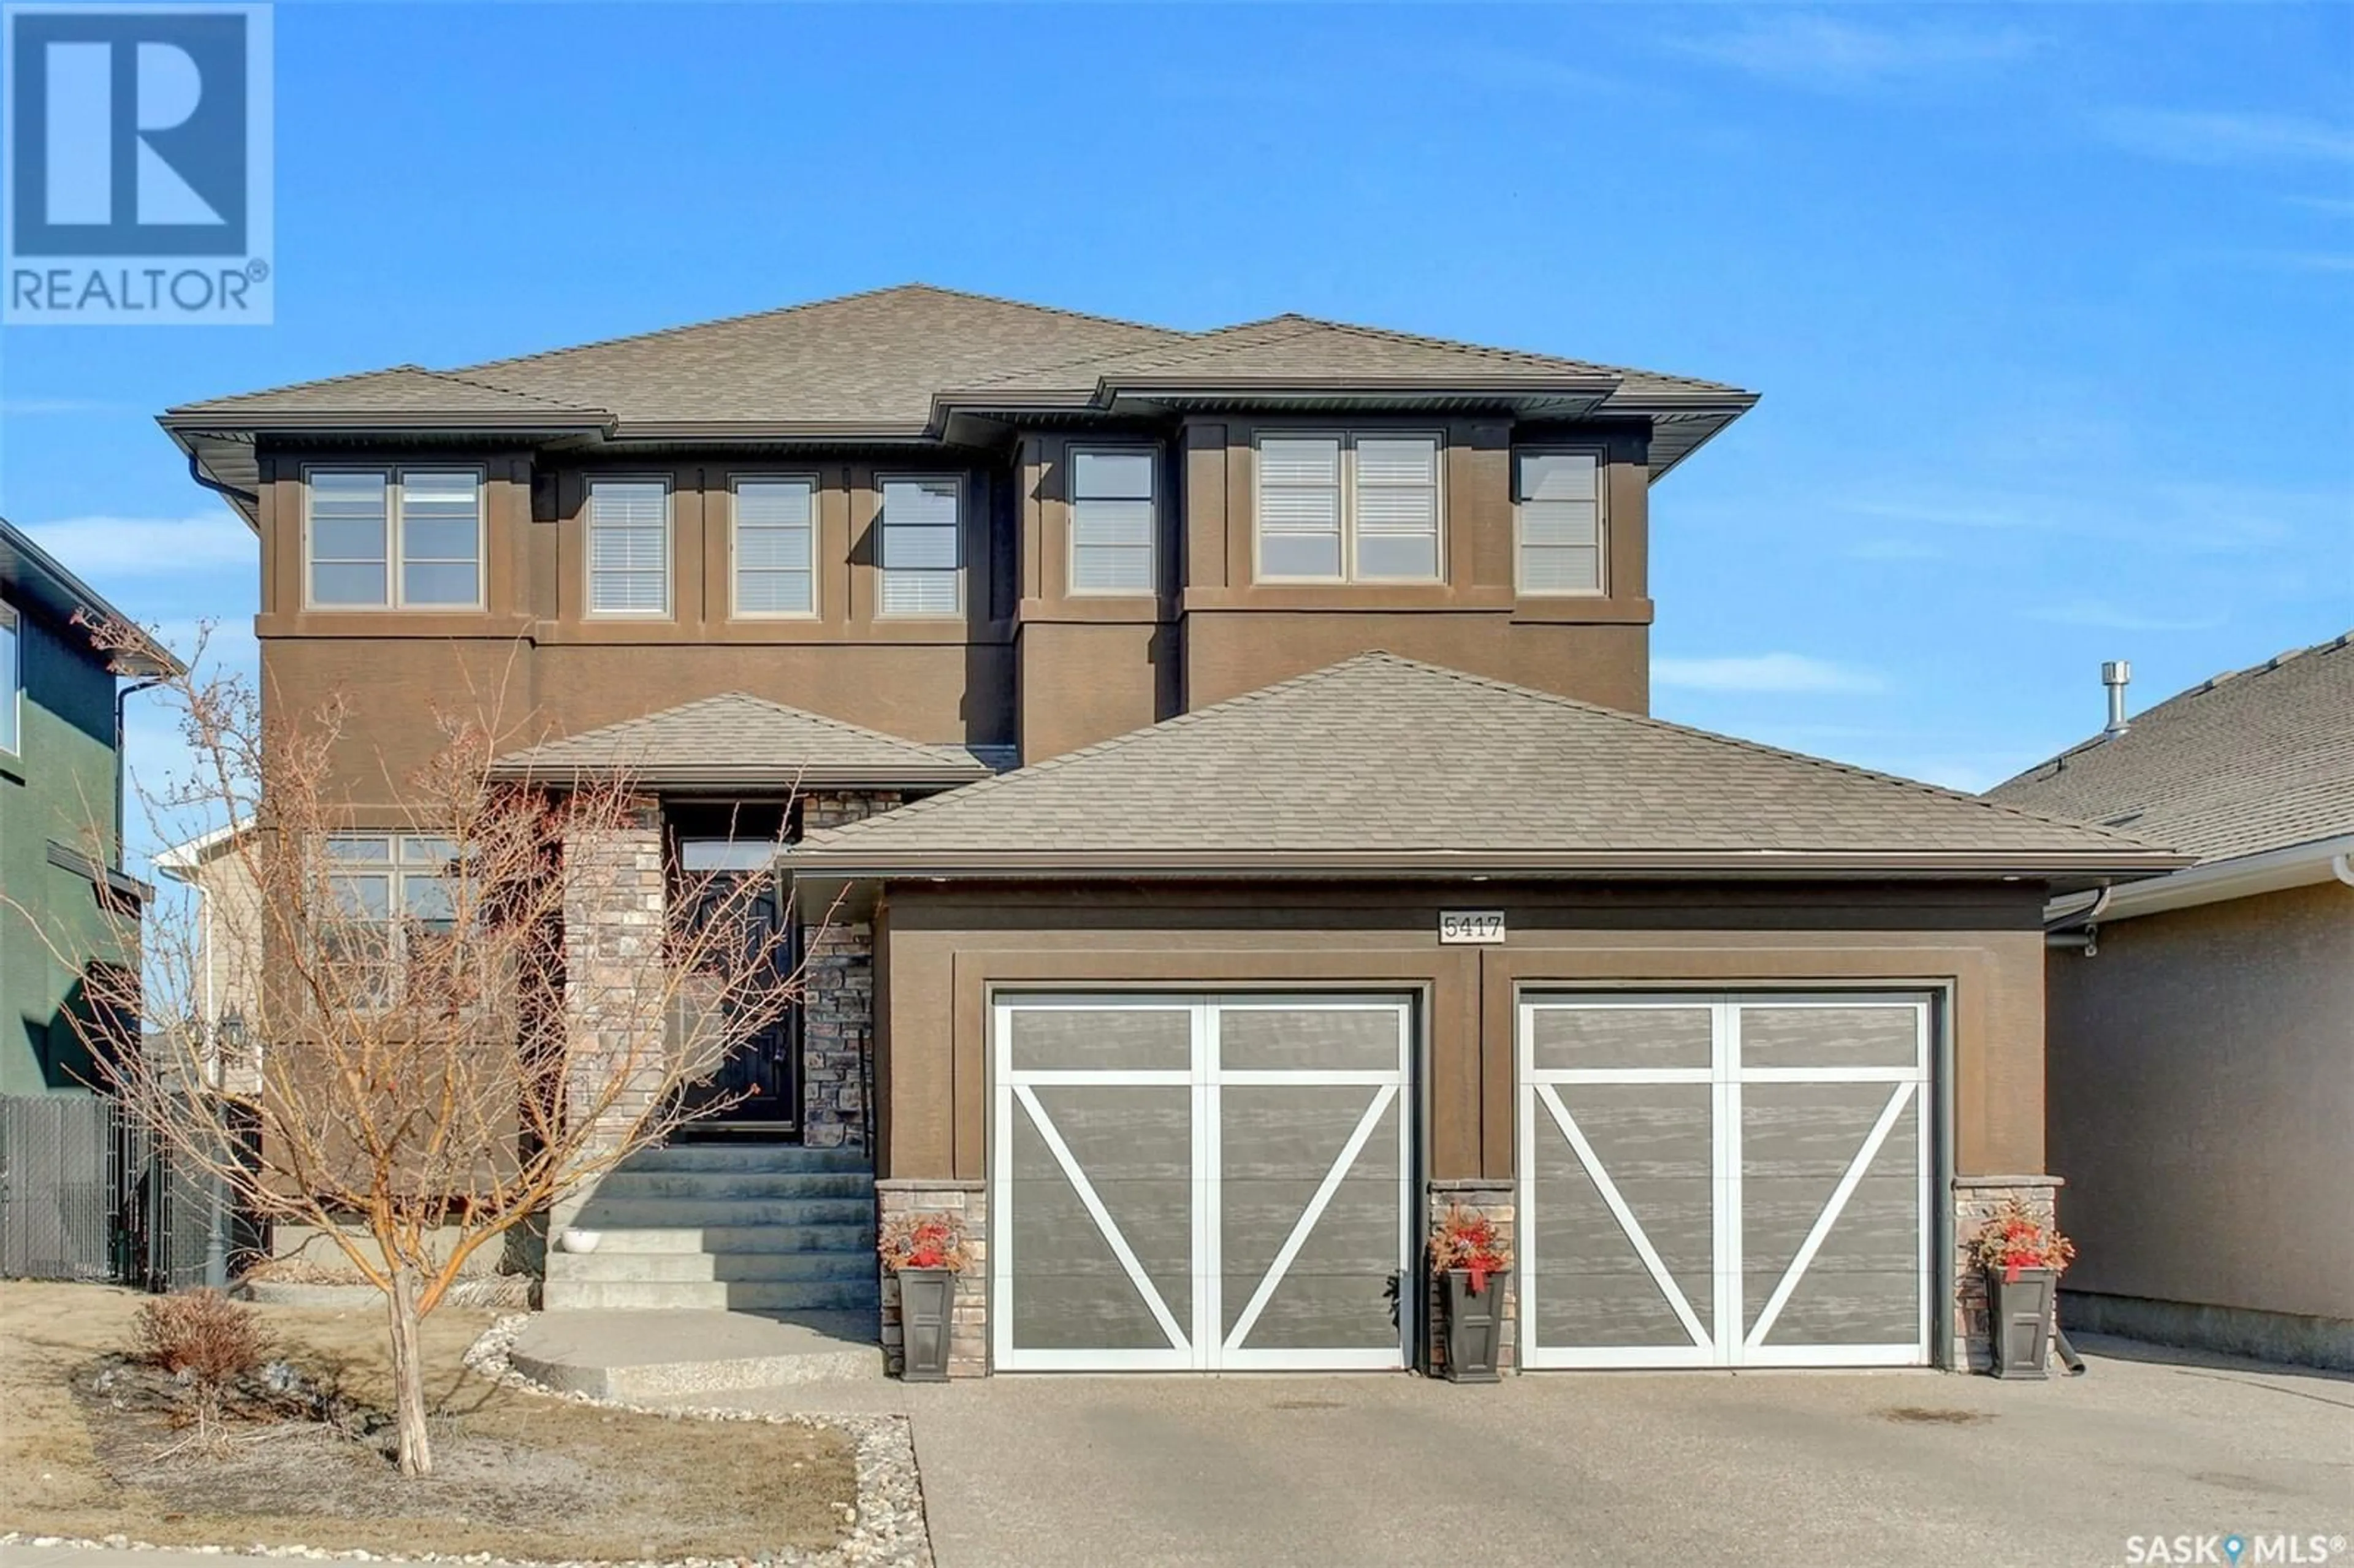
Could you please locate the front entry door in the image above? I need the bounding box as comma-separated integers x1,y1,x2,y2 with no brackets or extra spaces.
675,869,799,1130
992,994,1412,1372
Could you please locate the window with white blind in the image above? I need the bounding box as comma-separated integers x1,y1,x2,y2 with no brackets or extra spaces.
587,479,672,615
305,468,484,609
877,477,962,617
1254,433,1442,583
1069,449,1156,595
732,478,817,617
1516,452,1605,595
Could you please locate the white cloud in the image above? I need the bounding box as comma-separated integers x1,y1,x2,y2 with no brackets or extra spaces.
1670,13,2036,88
2093,108,2354,166
20,511,255,576
1652,653,1888,695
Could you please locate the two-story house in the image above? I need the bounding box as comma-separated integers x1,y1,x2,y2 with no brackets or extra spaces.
162,284,2178,1376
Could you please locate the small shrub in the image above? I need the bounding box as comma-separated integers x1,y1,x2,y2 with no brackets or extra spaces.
1967,1199,2077,1284
878,1212,969,1273
1429,1203,1512,1294
132,1288,272,1421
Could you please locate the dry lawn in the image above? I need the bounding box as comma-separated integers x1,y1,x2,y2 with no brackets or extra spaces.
0,1281,856,1560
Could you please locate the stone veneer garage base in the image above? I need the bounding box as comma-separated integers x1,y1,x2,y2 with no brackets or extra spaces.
877,1178,988,1378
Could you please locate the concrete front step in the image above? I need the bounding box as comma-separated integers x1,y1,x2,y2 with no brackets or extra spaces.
542,1277,879,1312
508,1307,883,1398
592,1170,875,1202
573,1195,874,1229
623,1143,875,1174
549,1249,878,1285
560,1222,875,1256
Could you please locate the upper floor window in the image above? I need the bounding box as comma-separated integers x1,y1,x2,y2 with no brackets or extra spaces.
1255,433,1442,583
1070,449,1156,595
731,478,817,617
587,479,672,616
877,477,961,617
1516,452,1604,595
322,833,461,1010
306,469,483,609
0,602,18,755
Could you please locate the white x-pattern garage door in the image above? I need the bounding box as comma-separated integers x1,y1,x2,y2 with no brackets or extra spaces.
992,993,1411,1372
1519,993,1932,1369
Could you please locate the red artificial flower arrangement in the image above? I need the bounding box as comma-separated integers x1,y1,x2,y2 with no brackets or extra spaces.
1430,1203,1513,1295
1967,1198,2077,1285
879,1212,970,1274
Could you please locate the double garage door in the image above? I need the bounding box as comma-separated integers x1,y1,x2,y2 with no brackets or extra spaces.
990,989,1932,1372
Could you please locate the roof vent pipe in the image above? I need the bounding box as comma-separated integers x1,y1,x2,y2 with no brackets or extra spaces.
2101,660,2131,737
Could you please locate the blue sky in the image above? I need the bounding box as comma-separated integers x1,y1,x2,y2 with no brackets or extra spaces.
3,2,2349,859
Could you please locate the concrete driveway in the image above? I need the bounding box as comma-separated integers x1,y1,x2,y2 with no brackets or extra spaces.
737,1336,2354,1568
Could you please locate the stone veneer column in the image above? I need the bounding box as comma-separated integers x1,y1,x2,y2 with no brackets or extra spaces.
796,791,899,1150
1425,1178,1517,1376
877,1179,988,1377
551,796,667,1236
1951,1174,2064,1372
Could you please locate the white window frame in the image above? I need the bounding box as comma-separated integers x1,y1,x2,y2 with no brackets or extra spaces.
1514,447,1609,598
0,601,19,756
1066,445,1159,598
584,476,675,619
1251,431,1446,585
302,465,489,612
874,473,965,619
728,474,821,620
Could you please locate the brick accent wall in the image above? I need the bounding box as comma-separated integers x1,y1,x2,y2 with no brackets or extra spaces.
797,791,900,1149
552,796,666,1235
877,1179,987,1377
1952,1174,2063,1372
1425,1179,1517,1376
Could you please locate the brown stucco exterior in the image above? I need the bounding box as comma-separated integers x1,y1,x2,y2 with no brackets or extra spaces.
867,880,2052,1185
247,409,1655,797
2046,880,2354,1325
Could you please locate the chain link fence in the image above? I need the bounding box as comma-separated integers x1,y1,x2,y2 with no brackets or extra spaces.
0,1094,230,1291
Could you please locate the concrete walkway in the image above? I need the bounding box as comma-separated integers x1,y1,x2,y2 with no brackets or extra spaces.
7,1338,2350,1568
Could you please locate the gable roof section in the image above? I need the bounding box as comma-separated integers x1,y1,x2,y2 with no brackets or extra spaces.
793,654,2179,880
1986,632,2354,865
0,517,184,677
487,692,995,791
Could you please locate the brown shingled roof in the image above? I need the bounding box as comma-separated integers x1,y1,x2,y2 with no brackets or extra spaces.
489,692,994,791
793,654,2180,880
1986,632,2354,864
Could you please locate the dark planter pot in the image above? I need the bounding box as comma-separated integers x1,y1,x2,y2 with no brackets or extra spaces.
1987,1268,2057,1379
1441,1268,1506,1383
897,1268,956,1382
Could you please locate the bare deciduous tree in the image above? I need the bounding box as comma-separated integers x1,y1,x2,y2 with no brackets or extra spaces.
40,622,821,1477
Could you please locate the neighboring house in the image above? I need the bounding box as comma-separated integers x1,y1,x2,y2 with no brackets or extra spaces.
1988,636,2354,1369
161,284,2182,1374
0,519,181,1096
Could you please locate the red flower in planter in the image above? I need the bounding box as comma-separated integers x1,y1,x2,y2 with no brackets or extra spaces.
1429,1203,1513,1295
880,1212,970,1274
1967,1200,2076,1284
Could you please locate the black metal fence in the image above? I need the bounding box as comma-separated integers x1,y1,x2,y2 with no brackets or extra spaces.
0,1094,229,1291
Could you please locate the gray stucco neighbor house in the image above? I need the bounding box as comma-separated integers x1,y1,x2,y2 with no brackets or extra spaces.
1989,632,2353,1369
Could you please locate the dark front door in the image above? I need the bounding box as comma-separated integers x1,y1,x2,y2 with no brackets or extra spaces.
674,866,800,1132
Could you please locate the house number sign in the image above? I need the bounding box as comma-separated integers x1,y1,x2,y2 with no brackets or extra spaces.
1438,910,1506,945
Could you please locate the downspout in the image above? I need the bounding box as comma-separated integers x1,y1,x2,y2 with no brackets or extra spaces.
112,676,166,870
185,447,261,514
2044,886,2109,955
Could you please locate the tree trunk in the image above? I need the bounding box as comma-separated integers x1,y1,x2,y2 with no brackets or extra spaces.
386,1266,434,1477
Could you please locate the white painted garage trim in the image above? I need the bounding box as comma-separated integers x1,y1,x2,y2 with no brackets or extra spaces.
1534,1083,1713,1353
1222,1082,1401,1354
1010,1084,1191,1355
1742,1079,1915,1351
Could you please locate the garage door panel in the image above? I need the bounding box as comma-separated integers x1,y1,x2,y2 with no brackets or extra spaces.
1739,1006,1919,1071
1755,1269,1921,1348
1529,1005,1713,1071
1220,1007,1402,1072
1235,1265,1403,1350
1010,1087,1194,1348
1007,1118,1184,1352
1536,1273,1708,1349
1007,1007,1192,1073
1741,1084,1908,1178
1007,1273,1183,1352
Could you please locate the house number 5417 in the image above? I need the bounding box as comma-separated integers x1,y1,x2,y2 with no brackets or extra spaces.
1438,910,1506,945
